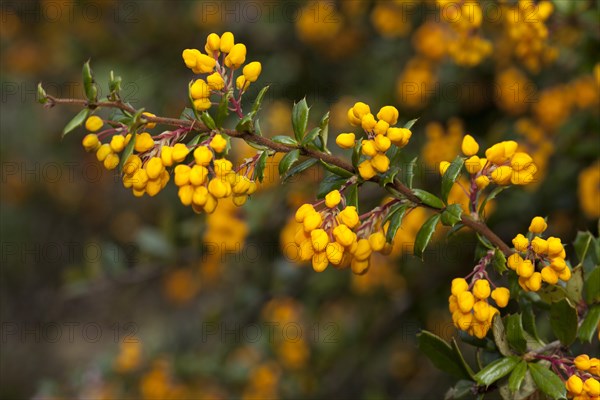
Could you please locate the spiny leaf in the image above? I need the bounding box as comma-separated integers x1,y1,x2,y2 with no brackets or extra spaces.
414,214,441,259
62,108,90,138
292,98,309,142
441,156,465,203
278,149,300,177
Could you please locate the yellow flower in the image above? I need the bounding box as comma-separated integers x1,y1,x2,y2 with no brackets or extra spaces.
190,79,210,99
326,242,344,265
371,154,390,173
205,33,221,53
182,48,201,69
208,177,230,198
225,43,247,69
172,143,190,163
352,102,370,119
475,175,490,190
134,132,155,153
457,291,475,313
146,157,164,180
526,272,542,291
207,72,225,90
210,134,227,153
472,279,491,300
325,190,341,208
512,234,529,252
193,98,211,111
566,375,584,395
361,113,377,131
333,224,355,247
104,153,120,170
461,134,479,156
541,266,558,284
336,133,356,149
312,251,329,272
491,165,513,185
85,115,103,132
236,75,249,91
220,32,235,53
574,355,591,371
451,278,469,296
82,133,100,152
310,229,329,252
194,146,213,166
491,287,510,308
352,239,372,261
465,156,481,174
338,206,359,228
303,211,322,232
517,259,534,278
358,160,377,180
439,161,450,176
374,135,391,152
295,203,315,223
529,216,547,234
583,378,599,396
368,231,386,252
376,106,399,125
243,61,262,82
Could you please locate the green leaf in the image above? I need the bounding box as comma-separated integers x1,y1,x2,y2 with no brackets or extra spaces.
318,112,330,152
492,248,508,274
441,204,463,227
405,157,417,188
272,135,298,146
251,85,270,115
474,356,519,387
414,214,441,259
82,60,97,101
573,231,594,266
492,314,513,357
186,134,205,147
118,131,137,173
346,183,359,211
445,380,476,400
520,300,542,343
317,173,347,199
403,118,418,130
538,284,568,303
236,114,253,132
479,186,508,216
253,151,268,183
302,127,321,146
506,314,527,353
441,156,465,203
550,299,578,346
292,98,309,142
577,305,600,342
352,138,363,168
585,266,600,304
417,331,472,379
451,339,475,378
508,361,527,393
566,267,584,304
62,108,90,138
108,70,121,96
37,83,47,104
278,149,300,177
385,204,409,243
528,362,567,399
200,111,217,130
319,160,354,179
254,118,263,137
412,189,444,209
381,167,400,187
281,158,317,183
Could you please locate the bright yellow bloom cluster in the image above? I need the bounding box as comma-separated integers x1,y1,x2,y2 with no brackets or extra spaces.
440,135,537,188
336,102,412,180
82,116,133,171
293,190,391,274
122,153,170,198
566,354,600,399
448,278,508,338
508,216,570,292
182,32,261,111
174,143,257,214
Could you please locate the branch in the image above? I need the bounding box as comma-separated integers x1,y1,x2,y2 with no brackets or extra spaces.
45,95,514,256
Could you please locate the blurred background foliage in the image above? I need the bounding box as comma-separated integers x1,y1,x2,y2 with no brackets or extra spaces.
1,0,599,399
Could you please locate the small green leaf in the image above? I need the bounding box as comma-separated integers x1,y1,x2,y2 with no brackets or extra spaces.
403,118,418,130
82,60,97,102
346,183,359,210
254,119,263,137
538,284,568,303
577,305,600,342
417,331,472,379
281,158,317,183
550,299,578,346
352,138,363,168
386,204,409,243
118,131,137,173
441,204,463,227
414,214,441,259
37,83,47,104
528,362,567,399
109,70,122,96
319,160,354,178
253,151,269,183
272,135,298,146
292,98,309,142
200,111,217,131
413,189,445,209
381,167,400,187
451,339,475,378
405,157,417,188
566,267,584,304
474,356,519,387
62,108,90,138
584,266,600,304
236,114,253,132
251,85,270,115
573,231,593,265
492,314,513,357
278,149,300,177
317,173,348,199
492,248,508,274
479,186,507,216
186,133,206,147
520,300,541,343
302,127,321,146
442,156,465,203
508,361,527,393
318,112,330,152
506,314,527,353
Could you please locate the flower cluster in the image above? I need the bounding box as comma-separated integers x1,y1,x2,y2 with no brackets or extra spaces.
182,32,261,111
336,102,412,180
82,115,132,171
174,143,257,214
440,135,538,189
565,354,600,399
508,216,570,292
449,277,509,339
293,190,392,274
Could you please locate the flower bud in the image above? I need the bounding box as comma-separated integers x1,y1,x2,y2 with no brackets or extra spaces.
243,61,262,82
207,72,225,91
472,279,491,299
82,134,100,152
85,116,103,132
368,231,386,252
376,106,399,125
312,252,329,272
190,79,210,99
326,242,344,265
336,133,356,149
358,160,377,180
219,32,235,53
225,43,247,69
491,287,510,308
451,278,469,296
529,216,547,234
194,146,213,166
512,234,529,252
338,206,359,228
325,190,341,208
461,134,479,156
210,134,227,153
